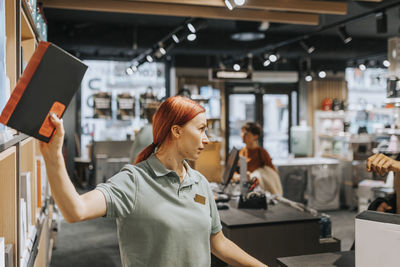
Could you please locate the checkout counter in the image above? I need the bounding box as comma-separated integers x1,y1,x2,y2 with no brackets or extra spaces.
212,199,340,267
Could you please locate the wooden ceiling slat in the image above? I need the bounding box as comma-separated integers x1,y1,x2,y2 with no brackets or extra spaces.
42,0,320,25
128,0,347,15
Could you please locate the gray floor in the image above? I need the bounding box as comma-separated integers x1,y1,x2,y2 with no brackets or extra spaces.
50,208,358,267
50,218,122,267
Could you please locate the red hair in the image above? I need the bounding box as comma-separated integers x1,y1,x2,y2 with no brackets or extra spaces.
134,96,205,164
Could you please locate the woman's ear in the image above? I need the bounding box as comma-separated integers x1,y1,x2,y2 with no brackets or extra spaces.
171,125,182,139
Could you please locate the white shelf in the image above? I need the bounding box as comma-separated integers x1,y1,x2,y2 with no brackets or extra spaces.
385,98,400,104
314,110,346,119
375,128,400,135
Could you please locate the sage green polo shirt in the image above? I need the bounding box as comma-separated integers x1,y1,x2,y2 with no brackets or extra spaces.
95,154,222,267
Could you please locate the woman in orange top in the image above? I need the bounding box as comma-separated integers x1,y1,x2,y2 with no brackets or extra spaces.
232,122,280,193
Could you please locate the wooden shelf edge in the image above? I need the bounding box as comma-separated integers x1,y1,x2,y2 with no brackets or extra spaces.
21,0,41,42
0,133,29,153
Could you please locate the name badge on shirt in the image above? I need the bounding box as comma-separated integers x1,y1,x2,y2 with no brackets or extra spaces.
194,194,206,205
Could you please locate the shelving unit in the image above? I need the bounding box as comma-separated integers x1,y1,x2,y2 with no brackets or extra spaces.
314,110,351,160
2,1,56,267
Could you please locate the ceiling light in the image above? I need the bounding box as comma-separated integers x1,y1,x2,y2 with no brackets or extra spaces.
318,71,327,78
305,74,313,82
172,34,180,43
126,67,134,75
338,25,352,44
383,60,390,67
376,11,387,34
131,65,138,72
231,32,265,41
187,33,197,41
263,59,271,67
269,54,278,62
224,0,234,10
216,71,248,79
300,40,315,54
359,63,366,71
159,47,166,55
233,63,241,71
187,22,196,33
234,0,246,6
146,55,154,63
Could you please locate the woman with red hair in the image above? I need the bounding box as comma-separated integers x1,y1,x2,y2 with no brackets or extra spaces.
40,96,267,267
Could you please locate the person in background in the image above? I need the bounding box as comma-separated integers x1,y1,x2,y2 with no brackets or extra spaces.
129,103,158,163
367,153,400,214
40,96,268,267
232,122,282,195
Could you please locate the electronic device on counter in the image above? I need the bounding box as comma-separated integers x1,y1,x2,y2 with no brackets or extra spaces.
216,147,240,209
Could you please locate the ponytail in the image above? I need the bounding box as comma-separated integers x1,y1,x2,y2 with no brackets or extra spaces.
134,143,157,165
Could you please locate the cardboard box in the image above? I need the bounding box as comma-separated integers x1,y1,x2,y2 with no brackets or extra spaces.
190,142,222,183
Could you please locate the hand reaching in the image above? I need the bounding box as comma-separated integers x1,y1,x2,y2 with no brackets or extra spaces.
366,153,400,176
39,113,65,160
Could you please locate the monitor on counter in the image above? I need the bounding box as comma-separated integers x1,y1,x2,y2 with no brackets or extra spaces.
222,147,240,191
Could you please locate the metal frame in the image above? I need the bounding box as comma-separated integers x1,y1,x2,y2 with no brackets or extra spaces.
224,82,298,162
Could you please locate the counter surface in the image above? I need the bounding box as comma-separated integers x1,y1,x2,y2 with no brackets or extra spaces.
219,201,320,227
277,251,354,267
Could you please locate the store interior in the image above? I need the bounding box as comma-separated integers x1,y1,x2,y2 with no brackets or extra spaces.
3,0,400,267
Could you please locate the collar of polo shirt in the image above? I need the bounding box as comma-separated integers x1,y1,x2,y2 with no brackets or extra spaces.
147,154,200,183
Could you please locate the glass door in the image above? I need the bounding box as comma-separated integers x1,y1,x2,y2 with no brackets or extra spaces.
263,94,289,159
228,94,256,150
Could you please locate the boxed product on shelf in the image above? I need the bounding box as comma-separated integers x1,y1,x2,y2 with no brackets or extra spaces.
35,156,48,209
20,172,32,227
4,244,12,267
0,237,4,267
19,199,27,264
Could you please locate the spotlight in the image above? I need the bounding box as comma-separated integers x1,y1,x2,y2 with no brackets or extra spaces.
186,19,207,34
187,33,197,41
146,55,154,63
300,40,315,54
305,74,313,82
234,0,246,6
159,47,166,55
318,71,327,78
376,11,387,34
383,59,391,67
126,67,134,75
263,59,271,67
224,0,234,10
338,25,352,44
233,63,241,71
187,22,196,33
269,53,278,62
131,65,138,72
359,63,366,71
172,33,180,44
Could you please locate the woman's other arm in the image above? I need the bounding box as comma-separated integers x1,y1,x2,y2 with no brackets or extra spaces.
210,231,267,267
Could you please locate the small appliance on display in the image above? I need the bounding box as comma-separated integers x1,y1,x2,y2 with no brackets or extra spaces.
307,162,340,210
117,93,135,120
321,98,333,111
290,121,312,157
91,92,112,119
